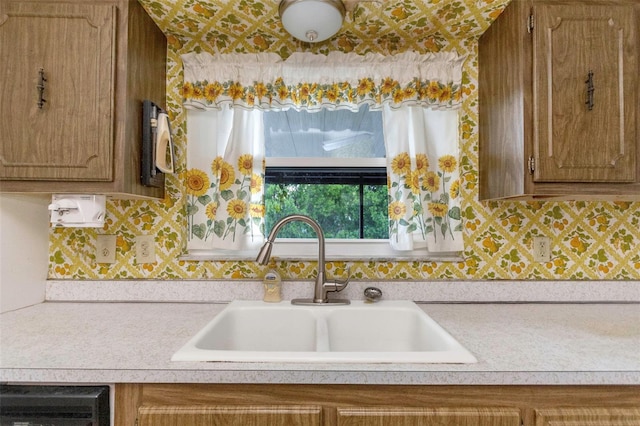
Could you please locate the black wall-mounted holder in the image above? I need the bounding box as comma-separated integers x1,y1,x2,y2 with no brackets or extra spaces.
141,99,162,188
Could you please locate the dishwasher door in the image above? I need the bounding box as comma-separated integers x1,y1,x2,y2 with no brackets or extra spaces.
0,385,109,426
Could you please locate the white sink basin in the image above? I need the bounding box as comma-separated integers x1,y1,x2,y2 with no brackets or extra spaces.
172,300,477,363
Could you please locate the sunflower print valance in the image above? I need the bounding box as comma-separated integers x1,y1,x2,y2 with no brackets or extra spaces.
181,51,466,112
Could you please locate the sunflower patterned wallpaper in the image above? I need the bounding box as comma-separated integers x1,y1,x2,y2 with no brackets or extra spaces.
48,0,640,281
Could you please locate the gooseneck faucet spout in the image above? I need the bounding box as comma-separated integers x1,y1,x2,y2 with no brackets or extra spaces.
256,214,350,305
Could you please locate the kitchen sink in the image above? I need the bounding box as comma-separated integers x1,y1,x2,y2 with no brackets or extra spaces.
171,300,477,363
326,306,457,353
190,305,318,352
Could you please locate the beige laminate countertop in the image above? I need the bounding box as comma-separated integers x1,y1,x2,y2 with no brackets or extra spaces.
0,301,638,385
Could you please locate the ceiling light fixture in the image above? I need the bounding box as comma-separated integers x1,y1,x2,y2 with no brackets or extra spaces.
279,0,346,43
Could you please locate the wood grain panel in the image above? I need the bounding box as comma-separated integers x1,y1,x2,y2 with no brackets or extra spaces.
478,0,532,200
114,383,142,426
118,0,167,197
132,384,640,409
534,3,637,182
138,405,322,426
337,407,521,426
534,407,640,426
0,0,166,199
117,384,640,426
479,0,640,200
0,2,115,181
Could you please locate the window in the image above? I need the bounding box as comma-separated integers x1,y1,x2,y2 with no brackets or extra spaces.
263,106,388,240
182,52,467,259
265,167,388,239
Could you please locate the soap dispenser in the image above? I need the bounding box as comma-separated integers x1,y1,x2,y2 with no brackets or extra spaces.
262,261,282,303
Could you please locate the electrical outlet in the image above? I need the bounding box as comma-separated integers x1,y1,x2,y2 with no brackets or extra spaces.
95,235,116,264
135,235,156,264
533,236,551,262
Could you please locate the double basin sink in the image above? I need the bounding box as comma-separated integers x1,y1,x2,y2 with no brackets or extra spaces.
172,300,476,363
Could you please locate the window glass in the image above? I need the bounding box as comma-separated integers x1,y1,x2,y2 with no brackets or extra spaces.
265,168,388,239
264,106,385,159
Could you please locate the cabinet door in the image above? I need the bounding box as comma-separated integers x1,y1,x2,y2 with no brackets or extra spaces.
533,4,637,183
137,405,322,426
535,407,640,425
337,407,521,426
0,2,115,181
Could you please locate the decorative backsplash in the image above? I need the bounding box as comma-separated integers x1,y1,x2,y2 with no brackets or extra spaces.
48,0,640,281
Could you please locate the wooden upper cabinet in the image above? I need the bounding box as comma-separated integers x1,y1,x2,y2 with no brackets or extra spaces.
534,407,640,426
0,2,115,182
0,0,166,199
479,0,639,200
533,4,636,183
337,407,521,426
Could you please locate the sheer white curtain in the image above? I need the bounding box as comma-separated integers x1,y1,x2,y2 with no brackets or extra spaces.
383,105,463,252
185,108,265,251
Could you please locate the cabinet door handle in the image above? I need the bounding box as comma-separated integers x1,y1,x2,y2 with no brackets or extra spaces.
37,68,47,109
585,70,594,111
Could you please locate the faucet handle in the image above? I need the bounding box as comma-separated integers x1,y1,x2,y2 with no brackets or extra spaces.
364,286,383,303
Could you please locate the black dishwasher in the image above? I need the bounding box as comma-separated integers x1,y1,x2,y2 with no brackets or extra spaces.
0,385,109,426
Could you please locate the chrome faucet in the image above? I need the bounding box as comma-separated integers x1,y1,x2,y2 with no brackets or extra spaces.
256,214,350,305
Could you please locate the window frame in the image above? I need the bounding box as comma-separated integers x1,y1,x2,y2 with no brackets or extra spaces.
182,238,463,261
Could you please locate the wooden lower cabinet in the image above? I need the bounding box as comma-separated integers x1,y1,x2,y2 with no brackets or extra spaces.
137,405,323,426
116,384,640,426
534,408,640,426
337,407,521,426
